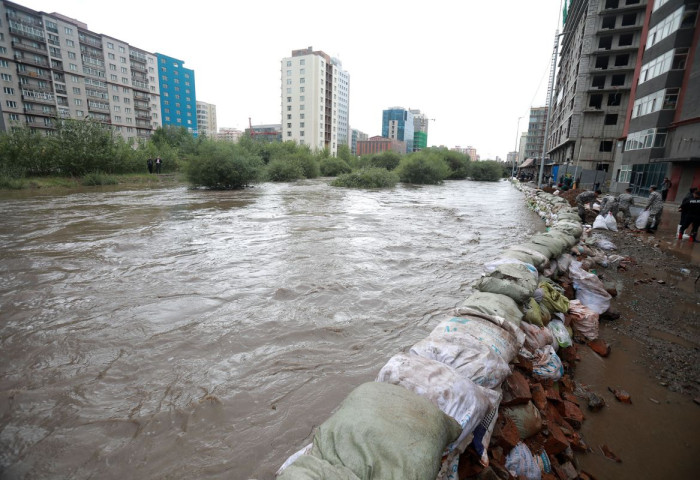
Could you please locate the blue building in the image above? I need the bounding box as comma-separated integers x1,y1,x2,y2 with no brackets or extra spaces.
156,53,197,135
382,107,414,154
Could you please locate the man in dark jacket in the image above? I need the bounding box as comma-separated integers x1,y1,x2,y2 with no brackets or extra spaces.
576,189,601,222
678,189,700,242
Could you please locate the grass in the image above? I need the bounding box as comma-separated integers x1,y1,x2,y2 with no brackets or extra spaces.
0,172,187,191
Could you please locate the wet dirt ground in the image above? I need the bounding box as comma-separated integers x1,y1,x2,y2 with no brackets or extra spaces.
571,207,700,479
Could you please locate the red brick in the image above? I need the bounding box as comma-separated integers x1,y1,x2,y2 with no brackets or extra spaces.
558,400,584,429
561,392,580,406
515,353,534,374
588,338,611,357
531,383,547,410
545,386,562,403
544,422,570,455
492,413,520,450
558,344,579,365
568,432,590,452
559,375,575,394
502,370,532,406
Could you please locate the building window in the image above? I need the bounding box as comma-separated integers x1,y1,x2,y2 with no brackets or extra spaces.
604,114,618,125
5,100,17,108
595,56,609,69
602,16,616,29
287,114,291,119
73,87,81,94
592,76,606,89
647,6,683,49
611,74,625,86
607,92,621,106
639,49,673,83
300,59,305,65
1,73,11,81
287,122,292,128
65,27,73,35
614,54,629,66
621,13,636,26
70,64,78,71
66,39,74,47
619,33,633,46
108,53,115,59
287,106,291,111
619,164,632,183
300,131,304,136
300,87,305,93
599,141,613,152
300,78,305,83
287,131,291,137
663,88,679,109
672,48,688,69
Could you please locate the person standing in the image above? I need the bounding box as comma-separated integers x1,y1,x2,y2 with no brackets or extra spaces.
678,187,698,236
599,194,619,217
155,157,162,174
678,188,700,241
147,158,153,174
576,189,600,222
661,177,672,201
618,188,635,228
645,185,663,232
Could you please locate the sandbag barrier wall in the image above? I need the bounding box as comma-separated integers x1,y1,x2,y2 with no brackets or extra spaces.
277,181,608,480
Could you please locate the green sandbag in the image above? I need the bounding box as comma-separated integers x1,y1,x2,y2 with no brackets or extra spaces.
310,382,461,480
530,233,567,257
520,241,555,260
523,297,544,327
278,454,361,480
551,222,583,239
538,281,570,314
461,291,523,324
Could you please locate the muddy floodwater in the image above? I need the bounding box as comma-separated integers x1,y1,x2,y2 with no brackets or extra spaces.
0,179,545,479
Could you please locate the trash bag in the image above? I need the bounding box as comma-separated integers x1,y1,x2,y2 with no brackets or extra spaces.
538,281,570,314
635,210,650,230
520,321,555,353
547,319,573,348
568,299,600,341
592,215,608,230
568,260,612,314
605,212,618,231
411,333,512,389
532,345,564,381
376,353,494,452
502,401,543,439
505,443,542,480
305,382,461,480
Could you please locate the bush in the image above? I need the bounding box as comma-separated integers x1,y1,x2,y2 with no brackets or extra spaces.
320,157,352,177
468,160,505,182
396,153,450,184
331,167,399,188
81,172,118,186
186,141,263,188
369,151,402,171
0,175,26,189
443,150,470,179
266,159,305,182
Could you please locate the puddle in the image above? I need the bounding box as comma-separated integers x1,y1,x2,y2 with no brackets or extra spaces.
648,328,698,349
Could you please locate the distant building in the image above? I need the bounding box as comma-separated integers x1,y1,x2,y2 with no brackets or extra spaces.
525,107,548,160
245,123,281,142
382,107,414,154
157,53,197,135
453,146,478,161
196,101,217,138
519,132,528,166
351,128,368,155
410,109,429,151
216,127,243,142
507,151,518,165
281,46,350,155
356,135,405,156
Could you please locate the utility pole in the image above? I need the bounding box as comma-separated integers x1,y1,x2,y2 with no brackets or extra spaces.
538,30,560,188
512,116,523,178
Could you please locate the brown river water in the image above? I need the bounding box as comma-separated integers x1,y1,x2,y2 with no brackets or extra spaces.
0,179,545,479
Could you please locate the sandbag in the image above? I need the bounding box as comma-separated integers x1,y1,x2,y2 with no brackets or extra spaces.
592,215,608,230
550,222,583,238
547,319,572,349
471,393,501,467
277,454,362,480
411,334,511,389
555,253,574,276
522,297,544,327
545,230,578,249
531,233,568,257
501,401,542,439
460,292,523,325
483,258,538,278
500,249,542,268
431,317,520,364
474,262,538,304
605,212,618,231
568,299,600,341
309,382,461,480
504,245,550,268
376,353,493,451
532,345,564,381
520,241,555,260
538,281,570,314
505,443,542,480
520,321,555,353
568,261,611,314
635,210,650,229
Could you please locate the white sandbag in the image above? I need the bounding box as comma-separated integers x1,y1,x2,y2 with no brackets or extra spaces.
277,443,313,475
532,345,564,381
376,353,494,452
568,260,612,314
635,210,650,229
592,214,608,230
519,321,554,353
505,443,542,480
547,319,572,349
471,390,502,467
483,258,538,278
411,334,512,389
605,212,618,231
431,316,520,364
568,299,600,341
454,306,524,342
460,292,523,326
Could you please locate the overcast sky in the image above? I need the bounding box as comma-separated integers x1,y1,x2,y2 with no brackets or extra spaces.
20,0,563,159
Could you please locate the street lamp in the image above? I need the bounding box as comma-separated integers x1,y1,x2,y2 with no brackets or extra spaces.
512,116,523,178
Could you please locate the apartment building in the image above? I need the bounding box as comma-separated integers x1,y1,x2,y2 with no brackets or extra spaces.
547,0,647,184
382,107,414,154
0,1,164,141
612,0,699,198
351,128,368,156
356,135,405,156
410,109,430,152
216,127,242,142
525,106,549,160
281,46,350,156
196,100,217,138
157,53,196,135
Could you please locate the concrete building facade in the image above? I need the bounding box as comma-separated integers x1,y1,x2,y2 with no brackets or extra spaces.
351,128,368,156
410,109,429,151
196,100,217,138
356,135,405,156
525,106,549,160
0,0,164,141
281,47,350,156
157,53,196,135
547,0,648,186
382,107,414,154
216,127,243,142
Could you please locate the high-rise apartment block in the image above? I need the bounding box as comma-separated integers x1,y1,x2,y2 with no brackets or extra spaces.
525,106,549,160
281,47,350,156
0,1,196,142
382,107,414,154
547,0,647,175
351,128,368,156
196,101,216,138
410,109,429,151
157,54,196,135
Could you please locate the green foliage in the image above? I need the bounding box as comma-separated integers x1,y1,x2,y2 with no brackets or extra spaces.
442,150,471,179
0,126,48,177
47,118,119,176
331,167,399,189
369,151,402,171
150,126,198,155
81,172,118,186
320,157,352,177
337,144,353,164
468,160,505,182
0,175,26,189
348,155,372,170
396,153,450,184
185,140,263,189
266,158,304,182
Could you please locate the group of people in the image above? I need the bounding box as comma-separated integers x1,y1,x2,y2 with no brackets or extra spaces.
574,183,699,242
146,157,163,174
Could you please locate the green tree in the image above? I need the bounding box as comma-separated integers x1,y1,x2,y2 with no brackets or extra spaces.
396,152,450,184
468,160,504,181
0,125,48,177
320,157,352,177
185,140,263,188
369,150,402,171
47,118,118,175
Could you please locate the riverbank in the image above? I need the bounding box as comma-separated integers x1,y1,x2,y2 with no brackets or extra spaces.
0,172,185,191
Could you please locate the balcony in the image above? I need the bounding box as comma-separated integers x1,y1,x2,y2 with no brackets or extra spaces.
79,35,102,49
130,62,147,73
11,40,47,55
8,24,44,42
14,55,49,68
133,91,150,101
129,50,147,63
136,119,151,128
17,69,51,80
22,92,54,105
136,112,151,120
